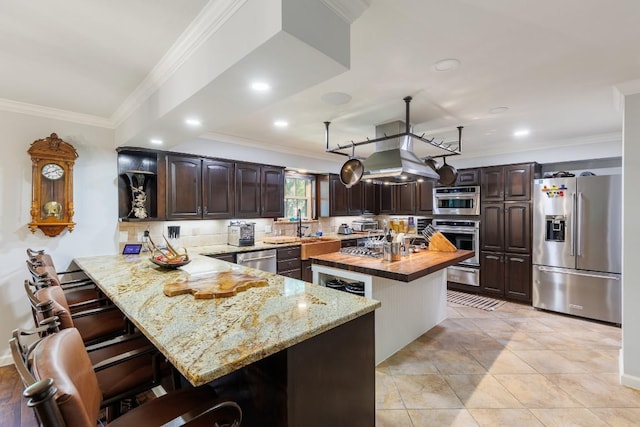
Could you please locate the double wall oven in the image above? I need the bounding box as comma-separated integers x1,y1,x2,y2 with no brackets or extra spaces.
431,185,481,287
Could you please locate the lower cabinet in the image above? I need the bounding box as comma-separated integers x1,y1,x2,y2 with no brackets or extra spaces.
301,260,312,283
480,252,531,302
206,253,236,263
277,246,302,279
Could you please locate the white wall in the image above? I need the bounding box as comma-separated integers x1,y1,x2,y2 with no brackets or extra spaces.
0,110,117,365
621,93,640,389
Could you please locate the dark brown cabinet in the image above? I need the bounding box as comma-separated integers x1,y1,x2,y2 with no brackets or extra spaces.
203,159,234,219
481,163,537,202
455,168,480,186
362,181,376,214
277,246,302,279
301,259,313,283
167,155,235,220
117,148,163,220
167,155,202,219
377,182,418,215
480,162,536,303
416,180,434,214
325,174,364,216
235,162,285,218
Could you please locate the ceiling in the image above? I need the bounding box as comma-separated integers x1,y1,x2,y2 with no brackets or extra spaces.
2,0,639,166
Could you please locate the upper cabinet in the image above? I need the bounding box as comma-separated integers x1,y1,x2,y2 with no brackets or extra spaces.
416,180,434,214
455,168,480,186
323,174,363,216
117,148,163,220
203,159,234,219
235,162,285,219
167,155,202,219
480,163,539,202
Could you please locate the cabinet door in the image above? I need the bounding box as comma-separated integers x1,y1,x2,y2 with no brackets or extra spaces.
329,174,349,216
416,180,434,214
480,251,504,296
504,164,532,201
378,184,395,214
235,163,261,218
167,155,201,219
301,260,313,283
395,183,416,214
261,166,284,218
455,168,479,186
504,202,530,253
362,181,377,214
505,254,531,302
202,159,234,219
348,181,364,215
481,203,504,252
480,166,504,201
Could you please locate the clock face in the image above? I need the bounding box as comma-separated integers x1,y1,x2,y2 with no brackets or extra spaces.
41,163,64,180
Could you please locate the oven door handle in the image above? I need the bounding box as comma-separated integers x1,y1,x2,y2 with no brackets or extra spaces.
448,266,479,273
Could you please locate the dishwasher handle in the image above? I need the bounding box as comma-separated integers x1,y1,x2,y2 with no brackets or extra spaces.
238,254,276,263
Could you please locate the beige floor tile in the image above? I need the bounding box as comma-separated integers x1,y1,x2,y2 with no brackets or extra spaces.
468,349,537,374
590,407,640,427
466,408,543,426
444,374,522,408
408,409,479,427
529,408,609,426
558,329,622,350
394,374,463,409
528,331,592,350
545,373,640,408
447,306,465,318
453,306,495,319
416,329,469,351
439,317,484,332
430,350,488,374
450,331,504,351
470,318,515,332
376,409,413,427
555,349,619,374
484,330,548,351
493,374,582,408
505,318,555,333
511,350,588,373
376,371,404,409
385,347,440,376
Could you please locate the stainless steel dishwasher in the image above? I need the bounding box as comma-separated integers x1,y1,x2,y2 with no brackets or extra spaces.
235,249,277,273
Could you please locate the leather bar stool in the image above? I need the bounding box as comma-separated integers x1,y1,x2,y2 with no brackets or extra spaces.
12,328,242,426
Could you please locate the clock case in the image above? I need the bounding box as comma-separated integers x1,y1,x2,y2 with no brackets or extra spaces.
28,133,78,237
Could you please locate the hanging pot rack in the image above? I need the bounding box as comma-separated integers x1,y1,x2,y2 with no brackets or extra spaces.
324,96,463,162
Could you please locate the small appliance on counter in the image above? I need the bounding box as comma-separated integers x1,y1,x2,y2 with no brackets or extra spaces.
228,221,255,246
337,224,353,235
351,219,378,232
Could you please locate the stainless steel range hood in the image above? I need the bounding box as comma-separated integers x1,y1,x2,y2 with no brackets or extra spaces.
362,121,440,183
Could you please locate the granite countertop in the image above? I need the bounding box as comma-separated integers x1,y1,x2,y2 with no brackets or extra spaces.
74,254,379,386
310,249,474,282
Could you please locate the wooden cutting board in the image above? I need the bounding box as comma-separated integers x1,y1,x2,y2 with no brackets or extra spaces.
163,271,268,299
262,236,300,244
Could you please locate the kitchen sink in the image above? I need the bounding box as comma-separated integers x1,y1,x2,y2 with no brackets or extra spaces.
299,237,341,260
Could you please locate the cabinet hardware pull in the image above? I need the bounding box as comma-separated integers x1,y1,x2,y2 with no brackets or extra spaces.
511,258,525,262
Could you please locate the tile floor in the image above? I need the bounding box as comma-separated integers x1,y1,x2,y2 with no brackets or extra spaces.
375,300,640,426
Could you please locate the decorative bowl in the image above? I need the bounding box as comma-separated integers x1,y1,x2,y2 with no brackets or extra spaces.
150,257,191,269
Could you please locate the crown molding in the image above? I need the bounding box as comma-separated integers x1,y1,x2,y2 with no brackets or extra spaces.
110,0,248,126
320,0,371,23
0,98,113,128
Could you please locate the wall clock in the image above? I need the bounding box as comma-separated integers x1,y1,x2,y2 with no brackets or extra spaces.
27,133,78,237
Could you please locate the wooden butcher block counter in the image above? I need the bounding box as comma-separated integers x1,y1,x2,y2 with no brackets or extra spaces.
310,249,474,282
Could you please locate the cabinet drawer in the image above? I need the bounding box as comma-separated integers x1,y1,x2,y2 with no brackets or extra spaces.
277,246,301,260
278,258,301,273
207,253,235,263
279,269,302,279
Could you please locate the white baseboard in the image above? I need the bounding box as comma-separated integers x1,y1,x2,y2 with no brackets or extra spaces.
619,348,640,391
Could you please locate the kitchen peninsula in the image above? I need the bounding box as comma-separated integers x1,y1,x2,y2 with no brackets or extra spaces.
311,249,473,364
74,254,380,426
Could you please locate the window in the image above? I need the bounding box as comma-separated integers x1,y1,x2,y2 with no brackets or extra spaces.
284,173,316,219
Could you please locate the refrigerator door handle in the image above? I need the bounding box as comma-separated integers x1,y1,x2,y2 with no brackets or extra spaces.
536,266,620,281
576,192,583,257
570,192,577,257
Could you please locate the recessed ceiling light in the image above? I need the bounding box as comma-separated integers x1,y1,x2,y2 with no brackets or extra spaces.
185,118,201,127
433,58,461,72
321,92,352,105
489,107,509,114
514,129,530,137
251,81,271,92
150,139,163,145
274,120,288,128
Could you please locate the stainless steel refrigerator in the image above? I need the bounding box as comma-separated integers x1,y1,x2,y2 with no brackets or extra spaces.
532,175,622,324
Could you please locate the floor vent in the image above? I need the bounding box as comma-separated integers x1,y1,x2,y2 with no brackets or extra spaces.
447,290,506,311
